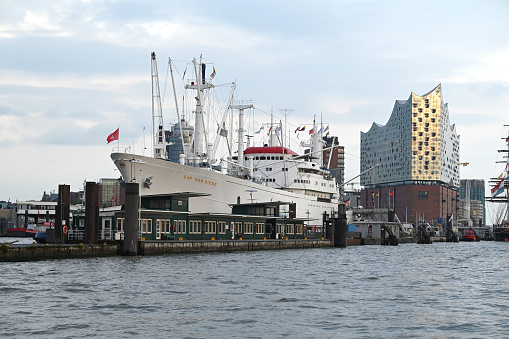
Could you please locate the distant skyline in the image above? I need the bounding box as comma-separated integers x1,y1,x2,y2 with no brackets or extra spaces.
1,0,508,224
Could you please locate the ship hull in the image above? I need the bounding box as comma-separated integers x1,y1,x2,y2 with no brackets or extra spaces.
111,153,339,226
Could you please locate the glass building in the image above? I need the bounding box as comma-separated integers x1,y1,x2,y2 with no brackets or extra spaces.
360,84,460,226
166,119,194,163
459,179,486,226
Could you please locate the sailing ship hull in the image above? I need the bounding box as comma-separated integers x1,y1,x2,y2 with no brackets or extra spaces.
111,152,339,226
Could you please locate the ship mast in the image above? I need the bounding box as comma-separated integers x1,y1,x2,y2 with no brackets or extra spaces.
230,101,253,169
493,125,509,223
185,55,214,166
151,52,167,159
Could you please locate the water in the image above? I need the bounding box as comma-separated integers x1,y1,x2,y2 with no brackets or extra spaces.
1,241,509,338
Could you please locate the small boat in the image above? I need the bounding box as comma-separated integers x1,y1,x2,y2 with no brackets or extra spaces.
5,228,37,238
461,229,478,242
34,231,46,244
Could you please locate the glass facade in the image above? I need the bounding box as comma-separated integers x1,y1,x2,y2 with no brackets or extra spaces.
166,119,194,163
360,84,460,188
459,179,486,226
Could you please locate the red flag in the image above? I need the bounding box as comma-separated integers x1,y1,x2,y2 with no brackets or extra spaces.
107,128,119,144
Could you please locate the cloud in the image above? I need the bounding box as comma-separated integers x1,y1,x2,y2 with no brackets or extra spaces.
20,10,60,32
444,48,509,85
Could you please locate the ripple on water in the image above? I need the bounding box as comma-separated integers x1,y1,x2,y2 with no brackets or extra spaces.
2,243,509,338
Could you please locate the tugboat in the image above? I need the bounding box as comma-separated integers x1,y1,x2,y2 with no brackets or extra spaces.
461,229,478,242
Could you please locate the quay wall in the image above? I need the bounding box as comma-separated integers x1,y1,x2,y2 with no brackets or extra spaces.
0,237,424,262
1,239,330,262
139,239,330,255
0,244,118,262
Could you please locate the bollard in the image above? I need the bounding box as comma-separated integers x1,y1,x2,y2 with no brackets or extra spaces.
123,183,139,256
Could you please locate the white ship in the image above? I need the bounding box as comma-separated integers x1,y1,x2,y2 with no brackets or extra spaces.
111,54,341,228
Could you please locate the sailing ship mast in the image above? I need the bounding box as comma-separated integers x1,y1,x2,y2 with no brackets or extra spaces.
492,125,509,240
497,125,509,222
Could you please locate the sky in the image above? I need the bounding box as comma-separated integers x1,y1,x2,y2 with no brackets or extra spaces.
1,0,508,223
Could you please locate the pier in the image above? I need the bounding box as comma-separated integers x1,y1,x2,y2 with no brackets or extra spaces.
0,239,330,262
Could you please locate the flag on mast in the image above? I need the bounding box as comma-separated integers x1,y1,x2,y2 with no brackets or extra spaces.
107,128,119,144
491,177,505,200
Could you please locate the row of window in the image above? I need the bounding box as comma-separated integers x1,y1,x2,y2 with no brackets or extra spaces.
248,156,285,161
294,179,311,184
115,218,304,235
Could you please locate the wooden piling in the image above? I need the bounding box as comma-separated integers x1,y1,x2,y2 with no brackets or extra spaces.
123,182,139,256
84,182,100,244
55,184,70,244
335,204,347,248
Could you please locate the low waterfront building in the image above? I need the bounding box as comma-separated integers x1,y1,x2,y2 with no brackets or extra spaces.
15,200,79,229
71,193,308,242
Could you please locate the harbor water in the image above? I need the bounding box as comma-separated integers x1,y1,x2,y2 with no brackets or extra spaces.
1,241,509,338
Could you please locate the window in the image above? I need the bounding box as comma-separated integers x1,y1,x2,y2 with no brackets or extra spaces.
244,222,254,234
277,223,284,235
205,221,216,234
418,191,428,200
286,224,294,234
235,222,242,234
266,207,275,216
140,218,152,233
157,219,171,233
189,220,202,234
176,220,186,233
256,223,264,234
218,221,226,234
116,218,124,232
296,224,303,234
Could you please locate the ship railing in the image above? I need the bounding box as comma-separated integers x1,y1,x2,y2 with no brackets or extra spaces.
111,146,134,154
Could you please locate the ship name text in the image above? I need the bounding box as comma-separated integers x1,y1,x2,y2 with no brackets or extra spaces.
184,175,217,186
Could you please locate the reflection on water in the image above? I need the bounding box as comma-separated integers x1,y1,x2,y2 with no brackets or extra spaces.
1,242,509,338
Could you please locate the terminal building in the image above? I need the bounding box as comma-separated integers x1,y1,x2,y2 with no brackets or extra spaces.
360,84,460,227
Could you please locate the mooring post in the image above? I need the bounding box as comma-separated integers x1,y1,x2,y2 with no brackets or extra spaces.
55,184,70,244
84,182,100,244
335,203,347,248
123,182,139,256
